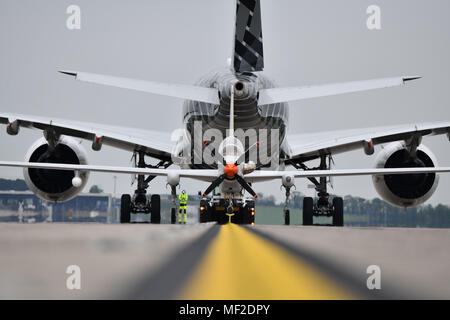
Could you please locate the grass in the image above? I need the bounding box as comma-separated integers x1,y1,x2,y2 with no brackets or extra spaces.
255,205,369,226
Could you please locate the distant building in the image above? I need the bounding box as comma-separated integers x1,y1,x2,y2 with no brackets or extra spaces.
0,191,114,223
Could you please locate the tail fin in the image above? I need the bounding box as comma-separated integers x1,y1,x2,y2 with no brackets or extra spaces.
233,0,264,73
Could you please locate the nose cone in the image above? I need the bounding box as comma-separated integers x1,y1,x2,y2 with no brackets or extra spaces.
224,163,239,178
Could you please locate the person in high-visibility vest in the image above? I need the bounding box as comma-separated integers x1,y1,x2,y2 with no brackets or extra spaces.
178,190,188,224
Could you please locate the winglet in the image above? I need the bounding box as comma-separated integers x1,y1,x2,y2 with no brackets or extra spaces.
403,76,422,83
58,70,77,77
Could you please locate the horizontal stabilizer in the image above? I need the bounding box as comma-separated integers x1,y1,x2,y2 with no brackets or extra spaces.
258,76,421,106
59,70,220,105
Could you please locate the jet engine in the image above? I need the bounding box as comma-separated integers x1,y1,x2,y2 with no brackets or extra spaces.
372,142,439,208
23,137,89,202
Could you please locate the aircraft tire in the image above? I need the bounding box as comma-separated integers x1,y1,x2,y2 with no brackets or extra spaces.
171,207,176,224
120,194,131,223
150,194,161,224
332,197,344,227
303,197,314,226
284,209,290,225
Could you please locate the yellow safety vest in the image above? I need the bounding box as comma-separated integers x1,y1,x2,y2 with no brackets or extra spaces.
179,193,188,205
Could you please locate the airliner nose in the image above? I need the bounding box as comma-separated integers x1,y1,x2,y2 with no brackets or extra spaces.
224,163,239,178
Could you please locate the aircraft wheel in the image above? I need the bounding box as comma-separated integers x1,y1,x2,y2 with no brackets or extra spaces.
332,197,344,227
150,194,161,224
199,200,209,223
120,194,131,223
171,208,176,224
243,207,254,225
303,197,313,226
199,208,207,223
284,209,290,225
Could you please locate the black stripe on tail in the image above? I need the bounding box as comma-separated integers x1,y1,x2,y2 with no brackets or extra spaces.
233,0,264,73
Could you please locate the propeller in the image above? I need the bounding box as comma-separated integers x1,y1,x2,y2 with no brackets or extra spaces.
202,162,258,198
235,175,258,198
202,174,226,197
234,141,259,165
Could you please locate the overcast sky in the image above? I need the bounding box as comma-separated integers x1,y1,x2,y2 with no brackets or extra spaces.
1,0,450,206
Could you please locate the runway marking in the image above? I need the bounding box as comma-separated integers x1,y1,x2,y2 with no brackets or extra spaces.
180,224,353,300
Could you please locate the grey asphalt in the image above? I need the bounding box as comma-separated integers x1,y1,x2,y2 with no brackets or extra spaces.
254,225,450,299
0,222,449,299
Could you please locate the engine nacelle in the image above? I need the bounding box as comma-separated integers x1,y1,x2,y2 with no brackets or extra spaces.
372,142,439,208
24,137,89,202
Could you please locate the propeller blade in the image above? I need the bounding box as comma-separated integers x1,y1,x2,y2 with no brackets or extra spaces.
236,175,258,198
202,174,226,197
235,141,259,165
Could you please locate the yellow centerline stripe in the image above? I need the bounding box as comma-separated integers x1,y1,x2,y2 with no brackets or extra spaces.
180,224,353,300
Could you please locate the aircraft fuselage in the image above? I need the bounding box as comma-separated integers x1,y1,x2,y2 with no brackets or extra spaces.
183,69,289,169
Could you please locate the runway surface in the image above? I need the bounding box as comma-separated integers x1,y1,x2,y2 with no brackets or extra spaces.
0,222,449,299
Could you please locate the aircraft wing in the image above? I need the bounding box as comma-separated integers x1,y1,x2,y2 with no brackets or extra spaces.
0,161,219,182
0,161,449,184
245,167,450,183
286,121,450,163
0,112,174,161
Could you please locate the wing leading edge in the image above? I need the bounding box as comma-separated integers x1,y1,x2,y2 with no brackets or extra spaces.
0,112,174,161
286,121,450,163
0,161,449,184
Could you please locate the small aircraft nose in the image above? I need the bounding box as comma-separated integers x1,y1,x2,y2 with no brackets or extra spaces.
224,163,239,178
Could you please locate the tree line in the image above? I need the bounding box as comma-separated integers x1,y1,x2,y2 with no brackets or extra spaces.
258,191,450,228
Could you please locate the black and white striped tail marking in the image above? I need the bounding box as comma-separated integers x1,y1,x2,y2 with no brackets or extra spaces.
233,0,264,73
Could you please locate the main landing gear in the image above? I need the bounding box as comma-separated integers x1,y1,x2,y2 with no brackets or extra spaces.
292,155,344,227
120,151,171,224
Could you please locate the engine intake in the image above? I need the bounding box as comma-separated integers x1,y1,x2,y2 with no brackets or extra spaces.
24,137,89,202
372,142,439,208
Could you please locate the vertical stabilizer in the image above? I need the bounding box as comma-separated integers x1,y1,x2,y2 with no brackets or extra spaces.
233,0,264,73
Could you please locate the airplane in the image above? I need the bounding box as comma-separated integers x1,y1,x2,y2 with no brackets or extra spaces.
1,0,450,226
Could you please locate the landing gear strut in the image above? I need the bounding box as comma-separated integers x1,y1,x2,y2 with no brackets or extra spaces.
169,185,177,224
293,155,344,227
120,151,171,224
282,184,293,226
